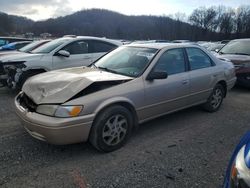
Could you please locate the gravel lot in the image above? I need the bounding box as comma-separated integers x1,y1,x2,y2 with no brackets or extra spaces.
0,87,249,188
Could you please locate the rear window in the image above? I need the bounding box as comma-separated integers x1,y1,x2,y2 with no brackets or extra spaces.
89,40,117,53
186,48,213,70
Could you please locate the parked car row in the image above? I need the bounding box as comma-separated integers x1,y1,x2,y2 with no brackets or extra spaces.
0,36,33,47
0,40,50,57
0,36,247,187
2,35,250,152
0,41,32,51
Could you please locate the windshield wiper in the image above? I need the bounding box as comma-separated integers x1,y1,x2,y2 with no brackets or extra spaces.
97,66,119,74
91,64,97,68
233,52,250,56
220,52,250,56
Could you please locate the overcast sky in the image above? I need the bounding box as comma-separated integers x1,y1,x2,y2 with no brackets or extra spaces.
0,0,249,21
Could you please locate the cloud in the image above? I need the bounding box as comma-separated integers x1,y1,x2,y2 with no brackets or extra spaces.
0,0,249,20
23,9,38,15
0,0,72,20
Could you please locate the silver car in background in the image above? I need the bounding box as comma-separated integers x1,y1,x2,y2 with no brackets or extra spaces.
15,43,236,152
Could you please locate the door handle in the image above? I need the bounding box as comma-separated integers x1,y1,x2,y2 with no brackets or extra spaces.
182,80,189,85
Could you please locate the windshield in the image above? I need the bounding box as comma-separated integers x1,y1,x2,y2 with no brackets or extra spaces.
219,40,250,55
94,46,158,77
19,40,47,52
32,38,70,54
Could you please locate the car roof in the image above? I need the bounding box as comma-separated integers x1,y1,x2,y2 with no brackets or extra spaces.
231,38,250,42
126,42,201,50
10,41,31,45
62,36,122,46
0,37,33,41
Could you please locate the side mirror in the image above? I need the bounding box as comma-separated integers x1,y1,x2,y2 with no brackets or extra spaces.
56,50,70,57
215,49,219,53
146,71,168,81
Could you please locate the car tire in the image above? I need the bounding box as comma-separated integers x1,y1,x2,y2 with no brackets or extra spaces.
89,105,133,152
202,83,225,112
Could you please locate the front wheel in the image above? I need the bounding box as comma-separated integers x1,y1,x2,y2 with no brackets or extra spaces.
89,105,133,152
202,84,225,112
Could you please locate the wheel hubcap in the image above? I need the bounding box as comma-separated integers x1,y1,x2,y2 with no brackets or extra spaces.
102,114,128,146
211,88,222,109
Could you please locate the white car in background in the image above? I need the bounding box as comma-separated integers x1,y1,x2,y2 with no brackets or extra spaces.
0,36,122,89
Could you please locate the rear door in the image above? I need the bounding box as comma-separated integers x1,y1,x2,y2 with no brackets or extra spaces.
185,47,219,104
52,40,93,70
142,48,190,120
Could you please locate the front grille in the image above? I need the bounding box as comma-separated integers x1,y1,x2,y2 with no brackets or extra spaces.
19,93,38,112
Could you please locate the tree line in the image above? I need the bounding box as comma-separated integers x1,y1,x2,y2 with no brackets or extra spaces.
0,6,250,41
188,5,250,39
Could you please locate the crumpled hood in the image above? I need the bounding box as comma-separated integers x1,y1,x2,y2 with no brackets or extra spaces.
22,67,133,104
0,52,43,63
216,54,250,65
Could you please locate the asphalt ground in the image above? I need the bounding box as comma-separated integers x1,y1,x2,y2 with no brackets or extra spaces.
0,86,249,188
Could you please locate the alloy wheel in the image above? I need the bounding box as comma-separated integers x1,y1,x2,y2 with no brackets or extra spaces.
102,114,128,146
211,88,223,109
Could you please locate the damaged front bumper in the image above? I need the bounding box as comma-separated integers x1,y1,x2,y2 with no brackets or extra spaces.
15,92,95,145
0,61,26,88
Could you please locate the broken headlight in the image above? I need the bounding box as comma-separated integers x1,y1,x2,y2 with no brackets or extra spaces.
36,105,83,118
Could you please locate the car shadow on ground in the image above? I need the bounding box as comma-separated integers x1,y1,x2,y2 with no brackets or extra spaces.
232,85,250,92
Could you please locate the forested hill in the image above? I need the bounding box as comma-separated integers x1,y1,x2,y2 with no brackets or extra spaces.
0,8,236,41
0,12,34,34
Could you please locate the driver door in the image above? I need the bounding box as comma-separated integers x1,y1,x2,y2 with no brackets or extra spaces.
141,48,190,120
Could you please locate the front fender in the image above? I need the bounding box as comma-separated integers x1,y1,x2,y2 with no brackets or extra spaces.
94,96,136,115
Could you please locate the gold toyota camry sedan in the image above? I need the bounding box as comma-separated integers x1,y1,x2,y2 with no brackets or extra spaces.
15,43,236,152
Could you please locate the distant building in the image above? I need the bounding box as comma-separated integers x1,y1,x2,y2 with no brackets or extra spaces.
40,33,52,39
25,32,34,39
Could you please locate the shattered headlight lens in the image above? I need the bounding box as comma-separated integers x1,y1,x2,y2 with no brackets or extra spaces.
36,105,83,118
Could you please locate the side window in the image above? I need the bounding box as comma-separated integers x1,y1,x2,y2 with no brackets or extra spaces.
154,48,186,75
16,43,28,49
186,48,213,70
62,41,88,54
89,40,116,53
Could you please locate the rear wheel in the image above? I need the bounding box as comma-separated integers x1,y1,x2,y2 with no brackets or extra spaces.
89,105,133,152
202,84,225,112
